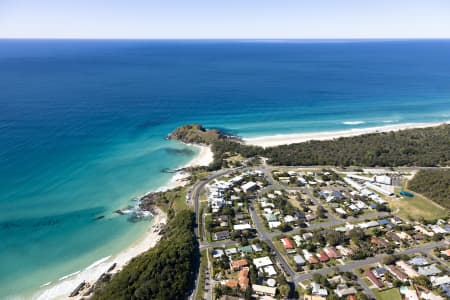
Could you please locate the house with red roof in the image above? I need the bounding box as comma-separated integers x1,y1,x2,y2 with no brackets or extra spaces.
238,268,249,291
323,246,341,259
230,259,248,270
318,251,330,262
281,237,294,249
365,269,384,289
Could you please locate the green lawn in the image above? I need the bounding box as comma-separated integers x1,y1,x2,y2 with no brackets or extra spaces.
389,187,448,221
373,288,402,300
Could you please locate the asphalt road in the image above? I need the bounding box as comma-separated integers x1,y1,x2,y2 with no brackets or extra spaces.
294,240,449,283
189,165,449,299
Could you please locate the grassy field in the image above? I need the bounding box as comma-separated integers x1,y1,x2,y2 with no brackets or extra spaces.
373,288,402,300
170,186,188,212
198,202,207,241
388,187,448,221
195,249,208,300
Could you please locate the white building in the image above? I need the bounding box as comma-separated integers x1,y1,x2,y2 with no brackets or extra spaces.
241,181,258,193
233,223,252,231
365,182,394,196
252,284,277,297
375,175,392,185
253,256,273,269
344,177,364,191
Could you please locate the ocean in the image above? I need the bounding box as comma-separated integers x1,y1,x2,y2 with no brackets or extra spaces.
1,39,450,298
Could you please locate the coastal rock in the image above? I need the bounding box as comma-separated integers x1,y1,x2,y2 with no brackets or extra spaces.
69,281,86,297
167,124,239,145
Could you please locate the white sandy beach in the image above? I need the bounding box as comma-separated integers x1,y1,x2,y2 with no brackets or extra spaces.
244,121,450,147
160,144,214,191
33,209,167,300
186,144,214,167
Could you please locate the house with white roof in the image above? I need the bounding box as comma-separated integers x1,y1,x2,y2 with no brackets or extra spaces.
264,265,277,276
253,256,273,269
293,235,303,246
241,181,258,193
233,223,252,231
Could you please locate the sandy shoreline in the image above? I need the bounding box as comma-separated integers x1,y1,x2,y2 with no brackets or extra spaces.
33,208,167,300
244,121,450,147
32,144,213,299
185,144,214,168
161,144,214,191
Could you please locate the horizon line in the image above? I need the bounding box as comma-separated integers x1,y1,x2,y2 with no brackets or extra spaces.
1,37,450,41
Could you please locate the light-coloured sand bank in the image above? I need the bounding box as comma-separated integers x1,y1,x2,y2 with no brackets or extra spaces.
159,144,213,191
186,144,214,167
244,121,450,147
33,208,167,300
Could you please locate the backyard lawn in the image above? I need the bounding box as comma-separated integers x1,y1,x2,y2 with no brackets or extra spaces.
373,288,402,300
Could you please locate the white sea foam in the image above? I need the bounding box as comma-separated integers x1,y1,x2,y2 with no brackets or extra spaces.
39,282,52,288
58,271,80,281
85,256,112,271
342,121,366,125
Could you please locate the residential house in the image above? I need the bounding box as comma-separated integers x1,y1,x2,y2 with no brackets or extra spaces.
239,245,253,254
430,225,447,234
317,251,330,262
252,284,276,297
418,264,442,276
233,223,252,231
365,269,384,289
303,249,319,264
293,254,306,266
311,282,328,297
388,232,402,244
293,235,303,247
397,231,413,241
373,267,387,278
303,232,314,240
230,259,248,271
264,265,277,276
431,275,450,287
281,237,294,250
334,284,357,298
336,245,353,257
414,225,434,237
213,230,230,241
323,246,341,259
408,256,430,266
396,260,419,278
212,249,225,259
387,265,408,281
225,247,238,255
238,268,249,291
251,244,263,252
253,256,273,269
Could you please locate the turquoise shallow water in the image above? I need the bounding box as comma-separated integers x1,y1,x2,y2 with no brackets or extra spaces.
1,39,450,298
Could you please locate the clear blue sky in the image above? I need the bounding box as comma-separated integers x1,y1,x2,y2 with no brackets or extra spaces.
1,0,449,39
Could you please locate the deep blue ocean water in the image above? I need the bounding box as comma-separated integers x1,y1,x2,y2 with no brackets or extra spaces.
1,39,450,298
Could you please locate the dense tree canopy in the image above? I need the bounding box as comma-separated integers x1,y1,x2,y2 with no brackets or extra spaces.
408,169,450,209
207,124,450,168
263,125,450,167
92,210,197,300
